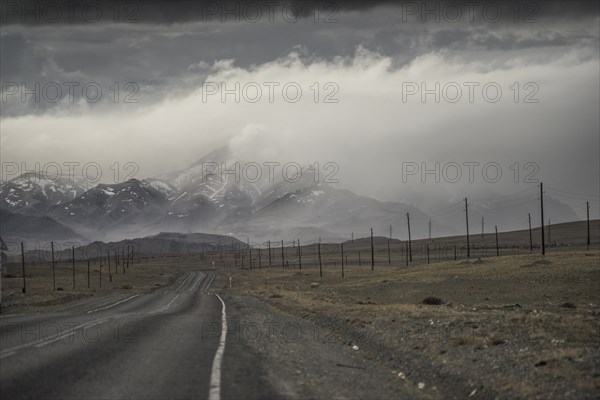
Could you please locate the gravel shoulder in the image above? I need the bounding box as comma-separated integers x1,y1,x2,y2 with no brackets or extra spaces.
219,293,427,400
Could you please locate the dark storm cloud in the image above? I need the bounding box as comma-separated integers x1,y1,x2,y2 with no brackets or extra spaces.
0,0,341,24
0,32,27,79
0,0,598,25
1,0,598,116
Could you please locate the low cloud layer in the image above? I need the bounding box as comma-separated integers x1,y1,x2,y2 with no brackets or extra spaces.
1,1,599,218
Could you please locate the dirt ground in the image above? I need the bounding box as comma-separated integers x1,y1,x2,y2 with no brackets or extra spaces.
215,250,600,399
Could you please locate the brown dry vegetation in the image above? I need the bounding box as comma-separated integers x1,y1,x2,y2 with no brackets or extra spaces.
0,255,207,313
215,250,600,399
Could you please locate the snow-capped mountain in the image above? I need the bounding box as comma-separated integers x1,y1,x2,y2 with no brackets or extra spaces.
144,178,179,200
47,178,171,239
0,147,582,244
150,147,327,236
0,173,85,216
166,147,265,213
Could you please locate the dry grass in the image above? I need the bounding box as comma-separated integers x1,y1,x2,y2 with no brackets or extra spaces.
0,255,202,312
216,250,600,399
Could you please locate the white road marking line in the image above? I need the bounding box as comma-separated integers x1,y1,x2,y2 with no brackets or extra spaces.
189,273,205,293
163,294,179,310
0,314,122,357
176,272,193,292
205,274,215,294
87,295,139,314
0,313,25,319
186,274,198,293
34,316,115,348
208,293,227,400
151,294,180,314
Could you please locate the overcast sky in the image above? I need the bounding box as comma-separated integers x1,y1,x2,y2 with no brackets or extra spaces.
1,0,599,216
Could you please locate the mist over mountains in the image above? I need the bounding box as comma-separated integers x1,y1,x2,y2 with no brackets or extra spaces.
0,146,580,246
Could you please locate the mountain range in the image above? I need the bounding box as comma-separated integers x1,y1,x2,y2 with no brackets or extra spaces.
0,147,579,246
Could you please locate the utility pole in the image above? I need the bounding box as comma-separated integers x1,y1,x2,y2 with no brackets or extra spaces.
107,250,112,282
246,239,250,269
298,239,301,270
51,241,56,291
481,216,484,238
495,226,499,256
258,247,262,269
465,198,470,258
540,182,545,255
428,220,431,239
318,242,323,278
370,228,374,270
87,259,90,288
268,240,272,267
281,240,285,268
387,238,391,264
249,245,252,270
72,246,75,289
389,225,392,240
528,213,533,253
341,242,344,278
407,213,413,262
587,201,591,250
21,242,26,294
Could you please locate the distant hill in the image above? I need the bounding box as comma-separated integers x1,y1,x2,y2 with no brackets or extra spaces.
0,209,84,245
9,231,248,262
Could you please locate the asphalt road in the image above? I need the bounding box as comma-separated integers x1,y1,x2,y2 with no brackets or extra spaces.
0,271,232,400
